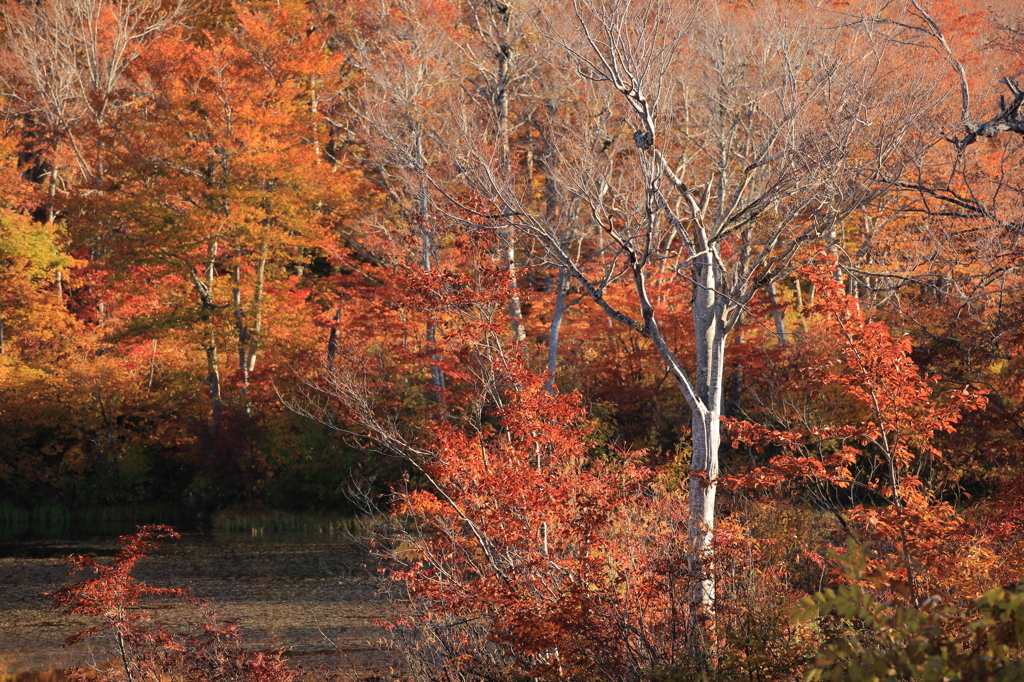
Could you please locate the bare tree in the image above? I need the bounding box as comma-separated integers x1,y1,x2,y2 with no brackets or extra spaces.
347,0,464,398
350,0,602,394
1,0,187,196
322,0,958,667
487,0,945,653
458,0,536,343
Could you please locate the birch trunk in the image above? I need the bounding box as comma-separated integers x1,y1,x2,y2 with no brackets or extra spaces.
688,258,726,629
418,177,445,398
504,235,526,342
233,246,266,413
768,281,788,345
206,340,223,434
544,267,569,393
490,14,525,344
233,263,248,393
201,240,221,433
249,250,266,374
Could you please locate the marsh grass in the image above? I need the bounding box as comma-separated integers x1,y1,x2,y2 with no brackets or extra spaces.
210,509,361,537
0,503,193,542
0,503,367,542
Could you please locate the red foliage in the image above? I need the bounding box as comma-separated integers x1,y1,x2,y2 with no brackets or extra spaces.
723,257,995,600
48,525,189,647
47,525,296,682
725,256,986,494
376,362,698,679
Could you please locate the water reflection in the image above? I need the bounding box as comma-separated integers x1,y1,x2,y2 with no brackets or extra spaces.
0,533,396,678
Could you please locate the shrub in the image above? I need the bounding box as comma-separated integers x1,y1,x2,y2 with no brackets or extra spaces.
47,524,297,682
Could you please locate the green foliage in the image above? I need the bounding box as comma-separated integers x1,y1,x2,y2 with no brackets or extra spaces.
260,415,376,513
0,211,69,278
798,540,1024,681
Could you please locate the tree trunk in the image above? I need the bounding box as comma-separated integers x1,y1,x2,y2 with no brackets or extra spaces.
326,303,342,366
426,318,445,399
206,340,223,434
795,278,809,334
491,18,526,344
233,262,249,394
249,249,266,374
418,177,445,399
633,246,726,659
46,166,57,225
768,281,788,345
688,257,727,658
504,235,526,343
688,407,720,614
233,246,266,413
203,241,222,434
545,267,569,393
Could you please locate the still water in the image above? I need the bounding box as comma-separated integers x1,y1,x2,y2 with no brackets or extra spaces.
0,533,399,678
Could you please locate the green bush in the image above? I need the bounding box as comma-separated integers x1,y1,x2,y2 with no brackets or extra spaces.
798,541,1024,681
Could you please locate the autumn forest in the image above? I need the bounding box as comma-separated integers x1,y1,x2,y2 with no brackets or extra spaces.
2,0,1024,678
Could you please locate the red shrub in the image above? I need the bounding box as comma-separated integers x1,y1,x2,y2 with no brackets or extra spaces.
48,524,297,682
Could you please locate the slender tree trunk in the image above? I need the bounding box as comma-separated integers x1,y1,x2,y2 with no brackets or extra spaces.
91,386,120,487
203,241,222,434
326,303,342,367
233,246,266,413
688,256,726,658
768,281,788,345
491,19,526,343
0,318,5,355
418,176,445,399
310,76,320,158
860,217,875,305
46,166,57,225
537,105,569,395
795,278,809,333
116,627,135,682
426,318,445,399
147,340,158,390
207,339,223,434
828,227,842,282
249,249,265,374
545,267,569,393
233,262,249,394
503,234,526,342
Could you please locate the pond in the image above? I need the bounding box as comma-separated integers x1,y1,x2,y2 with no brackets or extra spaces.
0,532,400,679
